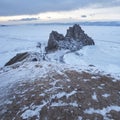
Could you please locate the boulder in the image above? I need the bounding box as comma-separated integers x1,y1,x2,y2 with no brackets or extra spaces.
46,31,65,51
5,52,42,66
46,24,95,52
65,24,83,39
65,24,95,46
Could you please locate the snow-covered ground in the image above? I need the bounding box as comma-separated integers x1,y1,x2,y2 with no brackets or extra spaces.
0,25,68,67
64,25,120,75
0,24,120,120
0,24,120,76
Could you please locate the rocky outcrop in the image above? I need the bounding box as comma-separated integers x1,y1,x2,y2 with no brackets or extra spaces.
65,24,95,46
46,31,65,51
46,24,95,52
5,52,42,66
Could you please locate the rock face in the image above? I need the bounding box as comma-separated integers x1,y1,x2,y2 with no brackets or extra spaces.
46,24,95,52
5,52,42,66
65,24,94,46
47,31,65,51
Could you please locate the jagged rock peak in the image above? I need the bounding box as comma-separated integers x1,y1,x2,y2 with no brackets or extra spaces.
65,24,83,39
46,31,65,51
65,24,94,45
50,31,65,41
46,24,95,52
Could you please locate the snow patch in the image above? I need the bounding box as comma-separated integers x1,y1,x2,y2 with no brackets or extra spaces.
51,91,77,99
52,92,66,99
77,116,82,120
97,86,103,89
51,101,78,107
49,80,59,86
83,79,89,82
102,93,110,98
0,61,66,88
21,101,47,119
84,105,120,119
91,76,100,79
39,93,45,97
92,92,98,101
66,91,77,98
100,84,105,86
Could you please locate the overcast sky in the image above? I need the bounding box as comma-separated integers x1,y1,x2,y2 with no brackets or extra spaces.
0,0,120,23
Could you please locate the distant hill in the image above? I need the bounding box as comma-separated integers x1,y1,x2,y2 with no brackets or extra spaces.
79,21,120,26
1,21,120,27
34,21,120,26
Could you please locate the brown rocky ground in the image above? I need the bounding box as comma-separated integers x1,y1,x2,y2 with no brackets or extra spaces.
0,69,120,120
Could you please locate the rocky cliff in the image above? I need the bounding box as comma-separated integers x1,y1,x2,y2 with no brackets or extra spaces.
46,24,95,52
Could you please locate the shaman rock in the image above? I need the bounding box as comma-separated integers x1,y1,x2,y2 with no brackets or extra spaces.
46,24,95,52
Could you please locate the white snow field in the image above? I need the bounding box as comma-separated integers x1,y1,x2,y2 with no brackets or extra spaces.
0,24,120,77
64,25,120,75
0,24,66,67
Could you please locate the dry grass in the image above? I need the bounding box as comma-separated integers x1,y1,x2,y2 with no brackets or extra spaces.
0,70,120,120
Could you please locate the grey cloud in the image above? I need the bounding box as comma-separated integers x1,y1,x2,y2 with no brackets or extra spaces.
0,0,120,16
10,18,39,22
81,15,87,18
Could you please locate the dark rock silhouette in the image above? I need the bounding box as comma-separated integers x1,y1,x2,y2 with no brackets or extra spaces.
5,52,42,66
65,24,95,46
46,24,95,52
47,31,65,51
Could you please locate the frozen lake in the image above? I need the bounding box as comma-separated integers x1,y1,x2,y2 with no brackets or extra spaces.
0,24,120,75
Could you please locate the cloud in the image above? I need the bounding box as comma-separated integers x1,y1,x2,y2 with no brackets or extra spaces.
0,0,120,16
81,15,87,18
10,17,39,22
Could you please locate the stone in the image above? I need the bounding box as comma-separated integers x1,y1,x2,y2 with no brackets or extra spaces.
46,24,95,52
65,24,95,46
5,52,29,66
65,24,83,39
46,31,65,51
5,52,42,66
